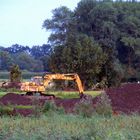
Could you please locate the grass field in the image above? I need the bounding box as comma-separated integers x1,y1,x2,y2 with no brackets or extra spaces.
0,113,139,140
0,90,102,99
0,93,139,140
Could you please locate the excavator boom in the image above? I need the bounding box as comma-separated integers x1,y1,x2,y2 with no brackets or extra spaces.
43,73,84,94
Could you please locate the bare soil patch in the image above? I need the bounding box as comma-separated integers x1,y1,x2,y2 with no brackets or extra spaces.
105,83,140,114
0,83,140,116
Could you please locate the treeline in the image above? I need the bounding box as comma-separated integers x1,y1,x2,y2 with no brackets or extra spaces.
0,44,52,72
43,0,140,87
0,0,140,88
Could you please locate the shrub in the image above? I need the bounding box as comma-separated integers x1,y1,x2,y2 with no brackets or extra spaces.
31,97,43,117
0,105,13,116
43,100,65,115
74,95,94,117
95,92,113,116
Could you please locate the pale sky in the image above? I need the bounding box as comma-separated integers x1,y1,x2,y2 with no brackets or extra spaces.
0,0,80,47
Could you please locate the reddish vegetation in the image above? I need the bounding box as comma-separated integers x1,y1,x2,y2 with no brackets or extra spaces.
0,83,140,116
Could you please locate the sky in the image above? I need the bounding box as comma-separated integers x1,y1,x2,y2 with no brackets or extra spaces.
0,0,80,47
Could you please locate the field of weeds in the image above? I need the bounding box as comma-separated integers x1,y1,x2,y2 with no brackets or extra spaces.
0,74,140,139
0,113,140,140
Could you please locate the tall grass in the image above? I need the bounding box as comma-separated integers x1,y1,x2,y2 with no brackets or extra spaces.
0,91,139,139
0,114,139,140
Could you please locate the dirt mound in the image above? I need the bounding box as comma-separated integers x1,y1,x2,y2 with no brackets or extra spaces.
0,83,140,116
105,83,140,114
2,82,21,89
0,93,32,105
13,108,33,117
55,98,80,112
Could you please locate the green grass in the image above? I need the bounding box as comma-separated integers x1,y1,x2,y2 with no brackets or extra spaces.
0,114,139,140
0,90,101,99
0,91,24,98
14,105,32,109
46,90,101,98
0,105,32,113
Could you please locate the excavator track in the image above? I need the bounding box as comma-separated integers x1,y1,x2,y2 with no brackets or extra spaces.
21,92,55,99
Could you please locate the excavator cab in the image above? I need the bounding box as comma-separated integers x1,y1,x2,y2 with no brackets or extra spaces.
31,76,43,86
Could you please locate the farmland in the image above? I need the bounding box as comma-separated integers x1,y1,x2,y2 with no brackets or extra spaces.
0,70,140,139
0,0,140,139
0,82,140,139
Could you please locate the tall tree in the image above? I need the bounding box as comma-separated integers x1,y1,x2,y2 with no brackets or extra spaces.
43,6,74,46
0,51,13,70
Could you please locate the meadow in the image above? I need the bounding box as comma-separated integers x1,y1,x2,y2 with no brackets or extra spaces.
0,113,140,140
0,89,139,140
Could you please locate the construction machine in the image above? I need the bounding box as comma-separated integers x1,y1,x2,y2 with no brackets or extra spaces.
21,73,84,97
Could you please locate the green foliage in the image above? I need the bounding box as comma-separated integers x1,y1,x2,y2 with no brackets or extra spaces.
0,88,20,93
14,52,44,72
43,6,73,46
0,51,13,70
0,105,13,116
95,92,113,116
43,100,65,115
49,35,107,88
74,95,94,117
74,92,112,117
43,0,140,88
0,114,140,139
10,65,21,82
0,44,50,72
1,0,140,87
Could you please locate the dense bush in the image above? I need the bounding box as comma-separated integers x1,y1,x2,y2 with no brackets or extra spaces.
74,95,94,117
43,100,65,115
74,93,113,117
0,105,13,116
95,92,113,116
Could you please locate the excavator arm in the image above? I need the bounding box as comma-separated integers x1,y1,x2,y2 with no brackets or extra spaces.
43,73,84,95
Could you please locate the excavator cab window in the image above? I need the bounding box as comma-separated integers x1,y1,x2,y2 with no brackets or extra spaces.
31,76,43,85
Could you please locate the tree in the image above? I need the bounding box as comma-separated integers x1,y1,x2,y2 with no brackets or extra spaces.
43,6,74,46
14,52,44,72
0,51,13,70
10,65,21,82
49,35,107,88
5,44,30,54
31,44,52,58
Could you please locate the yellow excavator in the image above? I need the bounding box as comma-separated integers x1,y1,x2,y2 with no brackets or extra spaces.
21,73,84,98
